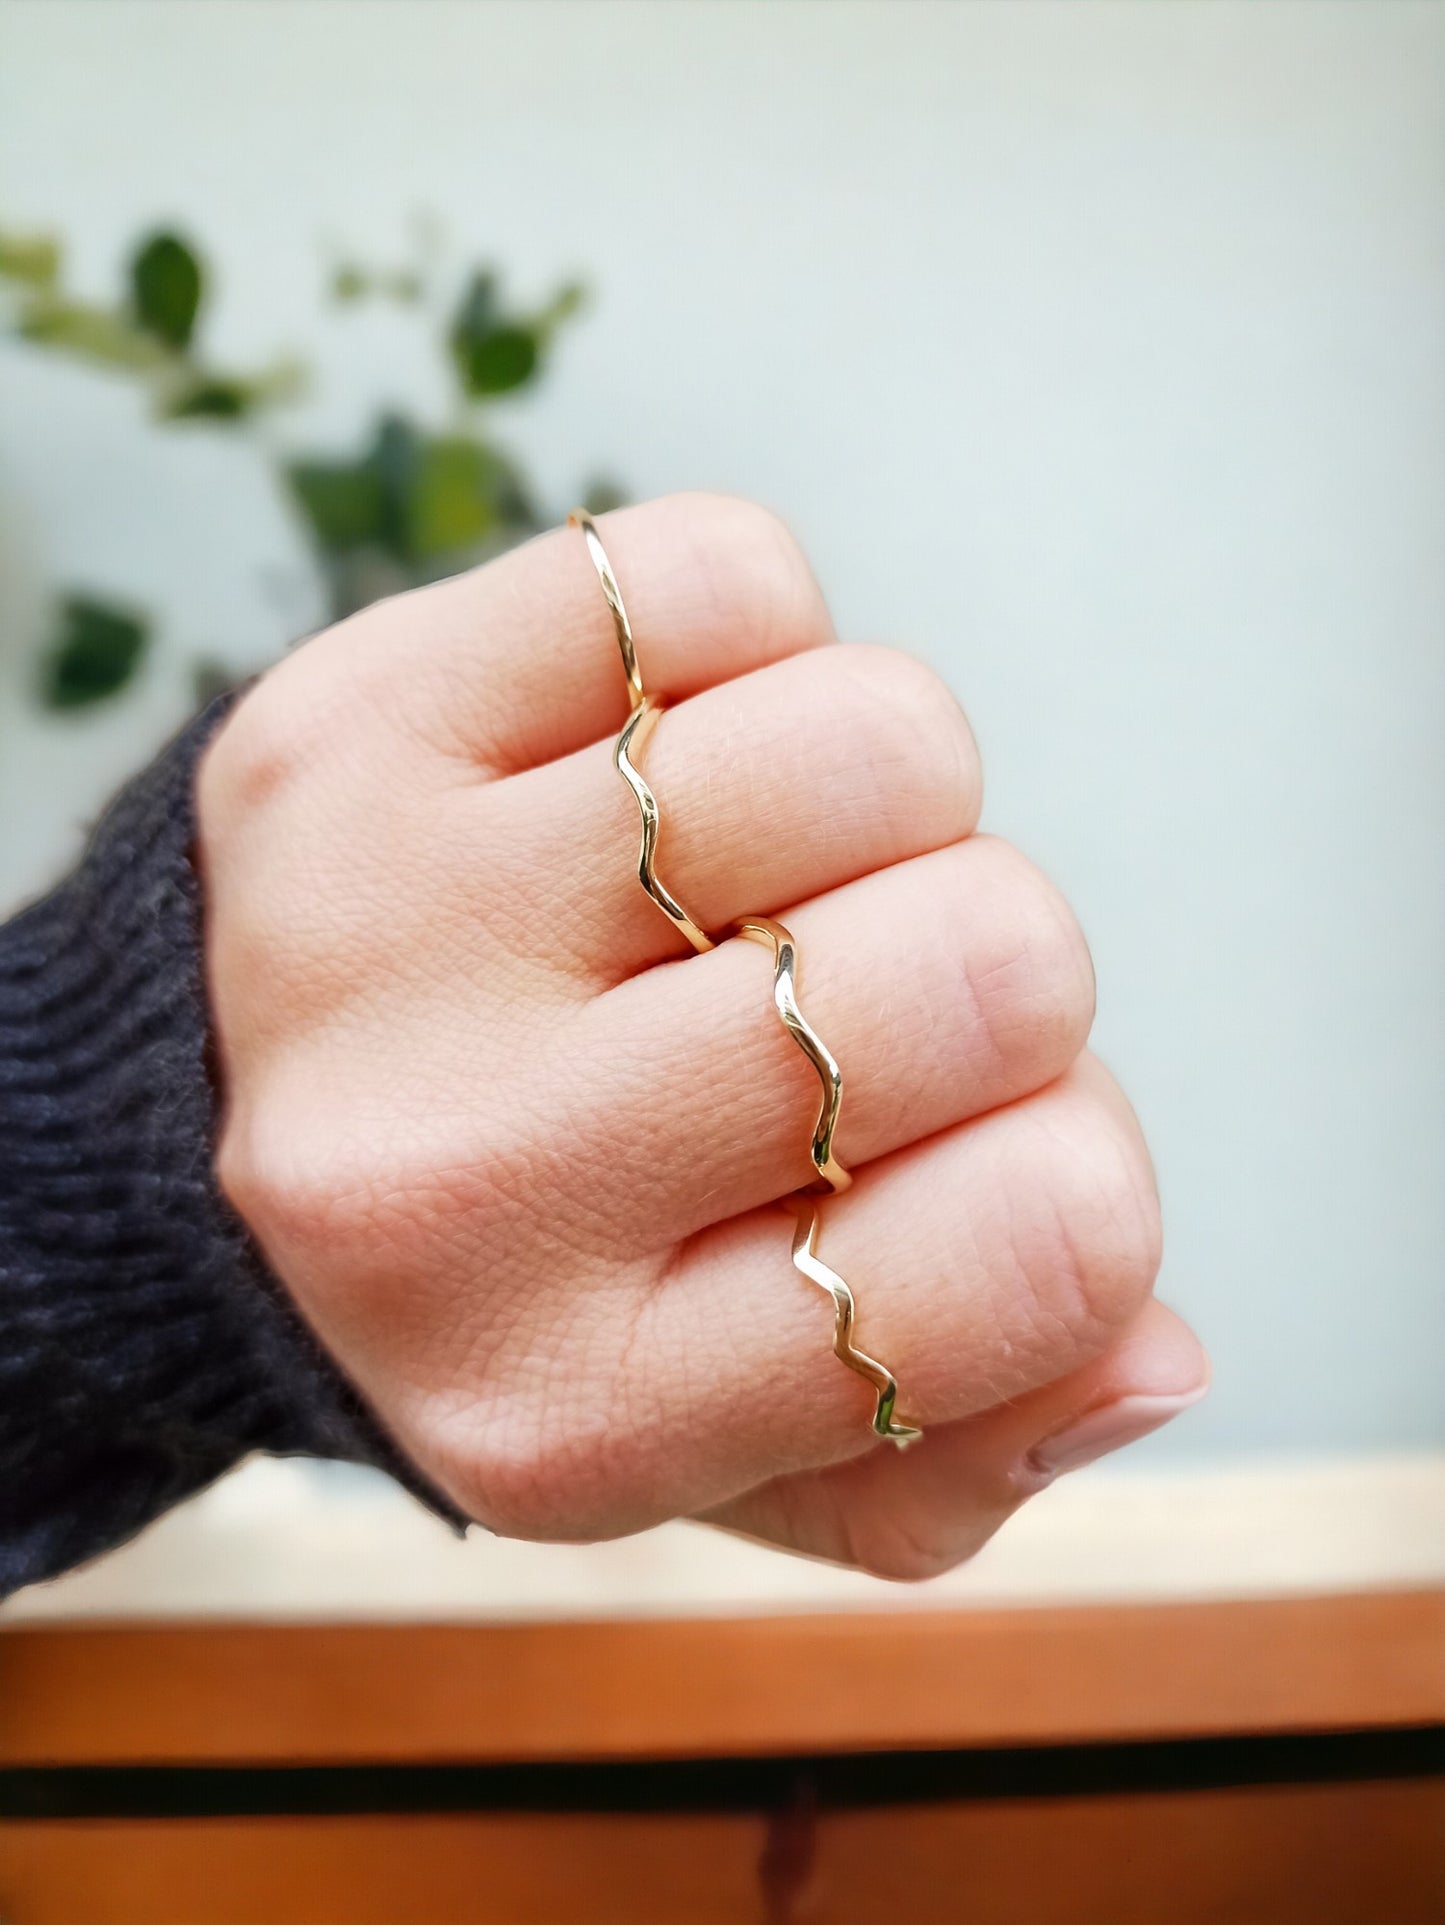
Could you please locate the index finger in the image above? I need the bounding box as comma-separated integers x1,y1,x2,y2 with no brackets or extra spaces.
339,492,836,774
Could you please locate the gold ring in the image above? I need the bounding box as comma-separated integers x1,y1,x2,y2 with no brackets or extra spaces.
569,509,920,1449
736,916,921,1447
734,917,849,1195
615,699,714,954
571,509,714,954
789,1199,922,1447
569,508,644,712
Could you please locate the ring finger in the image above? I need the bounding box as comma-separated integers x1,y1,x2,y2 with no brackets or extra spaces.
444,1055,1163,1538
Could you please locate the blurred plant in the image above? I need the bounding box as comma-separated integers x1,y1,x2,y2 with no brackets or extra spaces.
1,219,622,708
0,225,302,422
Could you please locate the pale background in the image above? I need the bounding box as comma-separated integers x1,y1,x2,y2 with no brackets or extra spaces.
1,0,1441,1487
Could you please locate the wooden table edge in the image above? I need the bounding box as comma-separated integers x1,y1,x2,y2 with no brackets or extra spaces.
3,1588,1442,1767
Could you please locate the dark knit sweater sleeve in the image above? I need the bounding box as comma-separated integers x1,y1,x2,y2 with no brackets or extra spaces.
0,704,464,1601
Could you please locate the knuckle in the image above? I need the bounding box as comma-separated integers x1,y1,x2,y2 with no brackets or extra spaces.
422,1282,663,1542
450,1432,569,1542
961,840,1097,1080
199,674,333,826
216,1100,392,1278
829,644,982,834
437,1402,636,1544
1028,1083,1163,1350
671,491,831,654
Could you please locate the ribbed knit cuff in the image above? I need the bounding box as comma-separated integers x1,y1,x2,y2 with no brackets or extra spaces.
0,701,465,1600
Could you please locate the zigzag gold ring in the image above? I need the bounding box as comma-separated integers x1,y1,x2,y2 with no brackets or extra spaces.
571,509,713,954
569,509,920,1450
789,1198,923,1448
735,917,850,1196
615,700,714,954
736,916,921,1448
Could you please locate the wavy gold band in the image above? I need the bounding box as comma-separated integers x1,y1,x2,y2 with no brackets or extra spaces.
789,1199,923,1447
569,509,921,1450
736,916,920,1446
615,700,714,954
571,510,713,954
734,916,850,1196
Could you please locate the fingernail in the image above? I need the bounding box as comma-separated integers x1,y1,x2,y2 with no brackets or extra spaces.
1026,1385,1209,1480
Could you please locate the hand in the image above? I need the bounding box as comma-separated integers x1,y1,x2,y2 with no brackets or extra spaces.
198,494,1207,1580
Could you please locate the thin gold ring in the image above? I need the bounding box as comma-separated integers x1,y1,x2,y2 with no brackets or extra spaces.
735,915,921,1447
569,508,644,711
615,699,714,954
788,1198,922,1448
567,509,920,1449
571,508,713,954
734,917,850,1195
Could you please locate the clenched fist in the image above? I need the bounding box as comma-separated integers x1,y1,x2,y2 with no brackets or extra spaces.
198,494,1207,1580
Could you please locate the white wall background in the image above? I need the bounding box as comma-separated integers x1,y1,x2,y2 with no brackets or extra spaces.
1,0,1441,1466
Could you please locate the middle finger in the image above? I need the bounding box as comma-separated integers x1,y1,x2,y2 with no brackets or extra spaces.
471,641,982,985
556,831,1097,1250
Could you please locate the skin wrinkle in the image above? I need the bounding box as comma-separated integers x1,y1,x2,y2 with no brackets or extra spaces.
439,1275,673,1540
197,491,1199,1571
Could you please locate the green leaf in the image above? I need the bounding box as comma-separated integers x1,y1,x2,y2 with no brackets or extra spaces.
370,412,423,558
39,596,150,709
166,376,252,419
288,409,540,592
0,228,61,291
288,414,422,566
450,271,541,397
462,323,537,395
405,435,506,560
287,456,387,553
130,231,203,350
